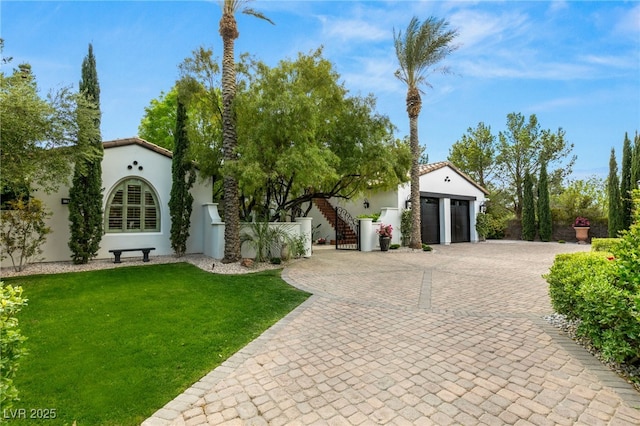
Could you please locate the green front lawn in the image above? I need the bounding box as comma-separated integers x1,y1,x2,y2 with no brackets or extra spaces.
5,263,309,425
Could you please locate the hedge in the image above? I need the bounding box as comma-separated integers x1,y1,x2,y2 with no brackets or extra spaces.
545,190,640,364
546,251,639,363
591,238,621,253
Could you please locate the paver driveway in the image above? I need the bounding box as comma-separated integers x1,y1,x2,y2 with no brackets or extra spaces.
145,241,640,425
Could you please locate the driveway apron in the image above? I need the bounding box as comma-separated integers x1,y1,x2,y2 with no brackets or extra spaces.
145,241,640,425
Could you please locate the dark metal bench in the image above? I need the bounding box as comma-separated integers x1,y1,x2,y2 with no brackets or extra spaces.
108,248,155,263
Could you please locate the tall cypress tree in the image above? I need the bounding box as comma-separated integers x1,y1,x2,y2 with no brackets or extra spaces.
522,171,536,241
632,132,640,195
69,44,104,264
537,161,552,242
621,132,633,230
608,148,623,237
169,99,195,257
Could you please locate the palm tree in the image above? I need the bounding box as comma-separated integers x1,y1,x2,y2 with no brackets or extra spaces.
219,0,273,263
394,16,458,249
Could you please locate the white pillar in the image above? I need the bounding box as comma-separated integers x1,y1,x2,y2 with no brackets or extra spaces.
441,198,451,245
295,217,313,258
203,203,225,259
359,218,373,252
378,207,401,245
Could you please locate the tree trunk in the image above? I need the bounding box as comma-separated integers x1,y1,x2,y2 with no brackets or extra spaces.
407,87,422,249
220,12,241,263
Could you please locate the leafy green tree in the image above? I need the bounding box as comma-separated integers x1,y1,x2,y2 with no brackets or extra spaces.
1,57,100,198
537,161,552,241
551,176,606,223
219,0,273,263
169,100,196,257
621,132,633,230
393,16,458,249
608,148,623,237
496,113,575,219
234,49,411,220
139,48,224,199
138,87,178,150
521,171,536,241
0,198,52,272
68,44,104,264
448,122,496,188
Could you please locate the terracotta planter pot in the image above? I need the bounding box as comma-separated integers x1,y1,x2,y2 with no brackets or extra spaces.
574,226,590,244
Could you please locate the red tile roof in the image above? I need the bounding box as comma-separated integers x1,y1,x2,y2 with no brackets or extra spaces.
103,137,173,159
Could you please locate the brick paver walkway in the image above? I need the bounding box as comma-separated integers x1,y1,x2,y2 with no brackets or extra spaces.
144,241,640,425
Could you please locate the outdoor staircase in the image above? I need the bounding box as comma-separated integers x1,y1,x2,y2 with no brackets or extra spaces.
313,198,358,245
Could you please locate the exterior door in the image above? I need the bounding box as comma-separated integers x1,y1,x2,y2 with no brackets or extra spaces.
420,197,440,244
451,199,470,243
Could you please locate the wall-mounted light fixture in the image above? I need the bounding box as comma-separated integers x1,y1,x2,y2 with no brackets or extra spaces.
405,197,412,209
363,198,370,209
480,198,490,214
61,198,70,205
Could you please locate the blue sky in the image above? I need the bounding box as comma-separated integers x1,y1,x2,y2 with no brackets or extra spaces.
2,1,639,179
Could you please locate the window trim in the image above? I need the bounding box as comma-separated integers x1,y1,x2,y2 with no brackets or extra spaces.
105,178,160,233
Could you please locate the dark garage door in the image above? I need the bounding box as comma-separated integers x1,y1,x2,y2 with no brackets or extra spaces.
420,197,440,244
451,199,470,243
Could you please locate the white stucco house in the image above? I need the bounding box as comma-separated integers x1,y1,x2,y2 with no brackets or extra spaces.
310,161,489,248
2,136,314,268
1,137,212,267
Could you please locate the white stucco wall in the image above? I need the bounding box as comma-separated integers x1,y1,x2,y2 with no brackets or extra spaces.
1,141,211,267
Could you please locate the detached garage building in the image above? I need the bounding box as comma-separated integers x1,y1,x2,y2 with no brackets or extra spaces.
411,162,490,245
310,161,490,246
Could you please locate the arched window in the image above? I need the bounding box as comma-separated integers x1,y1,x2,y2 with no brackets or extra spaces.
105,178,160,232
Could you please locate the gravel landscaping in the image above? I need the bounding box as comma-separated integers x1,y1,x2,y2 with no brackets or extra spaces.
545,312,640,393
0,253,288,278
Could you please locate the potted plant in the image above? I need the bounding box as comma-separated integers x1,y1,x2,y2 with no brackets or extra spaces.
377,223,393,251
573,216,590,244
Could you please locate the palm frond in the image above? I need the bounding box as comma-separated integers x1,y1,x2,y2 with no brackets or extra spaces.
242,8,275,25
394,15,459,90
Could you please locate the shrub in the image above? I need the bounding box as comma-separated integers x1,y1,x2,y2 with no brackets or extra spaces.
475,213,490,240
591,238,621,253
484,213,507,239
546,192,640,363
0,198,52,272
289,234,308,258
390,244,400,250
0,282,28,410
422,244,432,251
576,272,639,362
545,252,614,320
270,257,282,265
241,220,293,263
358,212,381,222
611,189,640,292
400,209,411,246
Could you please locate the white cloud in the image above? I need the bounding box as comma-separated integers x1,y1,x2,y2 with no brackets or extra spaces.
580,54,636,70
614,3,640,37
526,96,584,113
448,8,530,51
318,15,389,43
